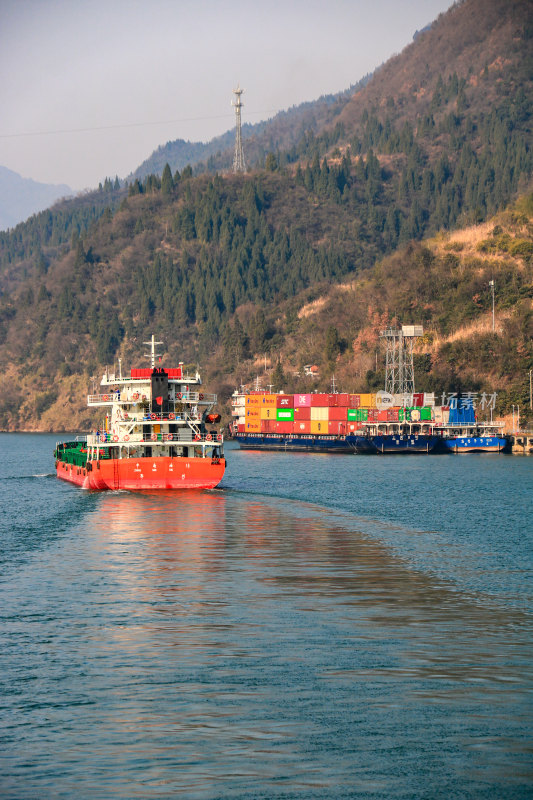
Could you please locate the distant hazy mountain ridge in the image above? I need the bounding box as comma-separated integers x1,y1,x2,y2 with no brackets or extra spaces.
0,166,72,231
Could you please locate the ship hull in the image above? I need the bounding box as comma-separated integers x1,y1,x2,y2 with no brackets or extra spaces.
56,456,225,490
234,433,361,453
440,436,508,453
356,434,439,454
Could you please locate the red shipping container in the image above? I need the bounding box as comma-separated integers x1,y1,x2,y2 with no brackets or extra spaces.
349,394,361,408
294,393,312,407
276,394,294,408
328,406,348,421
347,422,360,432
367,409,379,422
328,393,350,407
328,421,347,435
294,421,311,434
387,409,399,422
413,392,424,408
261,419,277,433
377,410,389,422
276,421,294,434
311,393,329,406
237,424,245,433
294,406,311,420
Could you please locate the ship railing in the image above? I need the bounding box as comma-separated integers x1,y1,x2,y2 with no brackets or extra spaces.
87,392,217,406
173,392,217,404
87,432,223,446
88,393,117,405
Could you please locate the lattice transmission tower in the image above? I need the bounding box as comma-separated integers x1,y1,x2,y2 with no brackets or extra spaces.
232,85,246,173
380,325,423,396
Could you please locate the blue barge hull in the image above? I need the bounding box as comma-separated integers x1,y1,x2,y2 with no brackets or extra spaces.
356,434,440,454
233,433,362,453
440,436,508,453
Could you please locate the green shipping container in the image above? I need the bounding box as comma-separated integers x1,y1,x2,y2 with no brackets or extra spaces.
420,407,432,421
347,408,358,421
276,408,294,421
398,408,405,422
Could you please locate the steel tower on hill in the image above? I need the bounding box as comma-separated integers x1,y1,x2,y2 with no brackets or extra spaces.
381,325,423,395
232,85,246,173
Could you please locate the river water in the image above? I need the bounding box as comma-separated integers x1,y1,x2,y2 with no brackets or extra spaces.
1,434,532,799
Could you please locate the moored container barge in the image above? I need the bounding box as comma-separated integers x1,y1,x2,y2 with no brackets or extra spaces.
231,389,441,454
231,388,508,454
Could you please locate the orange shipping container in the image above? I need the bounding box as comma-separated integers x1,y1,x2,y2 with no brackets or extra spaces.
245,420,261,432
245,395,262,406
260,407,276,420
260,394,277,407
245,408,260,419
310,420,328,434
359,393,377,408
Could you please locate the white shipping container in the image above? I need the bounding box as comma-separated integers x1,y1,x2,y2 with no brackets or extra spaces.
310,406,329,421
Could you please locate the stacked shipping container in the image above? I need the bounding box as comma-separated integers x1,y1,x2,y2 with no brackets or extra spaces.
234,392,449,435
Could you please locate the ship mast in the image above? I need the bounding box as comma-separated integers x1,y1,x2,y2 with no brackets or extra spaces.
143,334,163,369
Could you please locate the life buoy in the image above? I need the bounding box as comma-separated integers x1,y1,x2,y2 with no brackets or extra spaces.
124,413,129,419
168,412,175,420
217,434,223,442
124,434,130,441
113,435,119,442
206,434,212,441
151,433,157,441
199,393,204,400
167,433,173,441
177,393,182,400
150,413,157,420
133,393,139,400
194,434,200,441
103,394,109,401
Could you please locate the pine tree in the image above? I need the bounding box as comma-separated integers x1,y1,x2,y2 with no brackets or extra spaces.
161,163,174,195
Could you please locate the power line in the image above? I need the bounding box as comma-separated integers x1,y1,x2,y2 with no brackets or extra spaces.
0,108,279,140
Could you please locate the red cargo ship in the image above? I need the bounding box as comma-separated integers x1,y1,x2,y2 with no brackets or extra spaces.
54,336,225,490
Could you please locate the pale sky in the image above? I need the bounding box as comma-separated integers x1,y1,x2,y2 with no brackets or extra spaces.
0,0,454,191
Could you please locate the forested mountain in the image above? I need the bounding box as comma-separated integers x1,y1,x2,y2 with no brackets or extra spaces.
0,0,531,431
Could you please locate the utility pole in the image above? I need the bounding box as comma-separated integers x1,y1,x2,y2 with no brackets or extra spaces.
232,85,246,173
529,369,532,411
489,280,495,332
